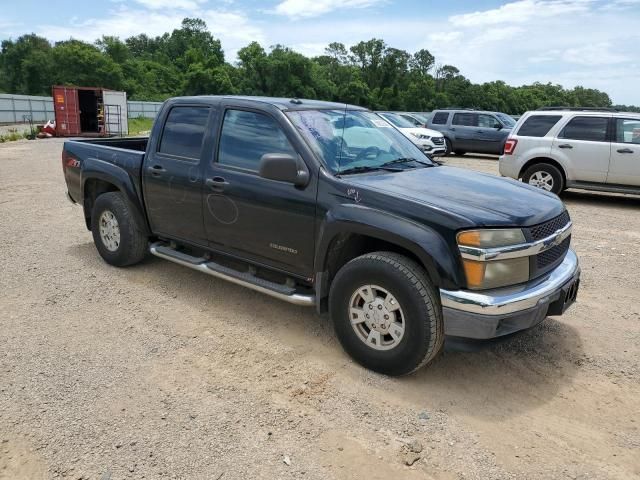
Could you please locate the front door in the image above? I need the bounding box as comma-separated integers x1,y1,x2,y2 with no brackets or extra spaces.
203,107,317,277
551,115,611,183
143,104,212,245
608,117,640,186
474,113,505,154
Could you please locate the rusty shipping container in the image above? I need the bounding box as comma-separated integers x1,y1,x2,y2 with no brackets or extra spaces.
52,86,128,137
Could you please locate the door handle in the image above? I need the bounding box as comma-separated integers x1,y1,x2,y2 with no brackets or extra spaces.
206,177,229,192
617,148,634,154
148,165,166,176
558,144,573,149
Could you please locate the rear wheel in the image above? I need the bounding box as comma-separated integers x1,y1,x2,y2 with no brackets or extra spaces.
91,192,148,267
522,163,564,195
329,252,444,376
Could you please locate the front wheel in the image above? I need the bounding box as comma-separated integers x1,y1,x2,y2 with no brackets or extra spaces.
522,163,564,195
444,138,453,156
329,252,444,376
91,192,148,267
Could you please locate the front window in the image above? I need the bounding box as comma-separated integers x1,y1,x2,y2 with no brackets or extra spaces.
379,113,416,128
496,113,516,127
286,109,434,174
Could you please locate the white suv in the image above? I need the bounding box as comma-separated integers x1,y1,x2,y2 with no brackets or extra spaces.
377,112,447,156
499,108,640,195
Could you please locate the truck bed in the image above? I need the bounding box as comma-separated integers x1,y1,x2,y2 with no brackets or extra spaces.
72,136,149,152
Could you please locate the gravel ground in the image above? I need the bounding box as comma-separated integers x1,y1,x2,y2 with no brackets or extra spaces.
1,140,639,479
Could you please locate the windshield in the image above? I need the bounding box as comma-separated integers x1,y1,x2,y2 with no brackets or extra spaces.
286,109,434,174
496,113,516,127
379,112,415,128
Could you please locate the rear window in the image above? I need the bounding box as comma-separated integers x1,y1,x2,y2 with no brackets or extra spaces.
159,106,210,160
559,116,609,142
516,115,562,137
431,112,449,125
452,113,476,127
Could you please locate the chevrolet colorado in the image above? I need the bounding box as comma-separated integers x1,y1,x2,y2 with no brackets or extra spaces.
62,96,580,376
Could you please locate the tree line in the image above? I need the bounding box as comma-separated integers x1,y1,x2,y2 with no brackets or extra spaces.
1,18,637,114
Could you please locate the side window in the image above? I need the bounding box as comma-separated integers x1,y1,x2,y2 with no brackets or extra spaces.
452,112,476,127
218,110,296,171
159,106,210,160
432,112,449,125
516,115,562,137
478,114,501,128
559,116,609,142
615,118,640,144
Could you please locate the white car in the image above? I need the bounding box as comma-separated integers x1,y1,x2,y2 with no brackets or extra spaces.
499,108,640,195
377,112,446,156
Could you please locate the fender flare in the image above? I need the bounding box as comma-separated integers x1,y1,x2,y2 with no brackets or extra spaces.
315,204,463,293
81,158,150,235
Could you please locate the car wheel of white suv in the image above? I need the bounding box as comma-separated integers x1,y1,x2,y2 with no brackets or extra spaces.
522,163,564,195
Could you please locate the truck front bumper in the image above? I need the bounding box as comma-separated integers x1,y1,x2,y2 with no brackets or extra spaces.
440,249,580,339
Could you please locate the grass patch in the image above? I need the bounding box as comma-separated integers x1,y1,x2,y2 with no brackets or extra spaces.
128,117,154,136
0,128,30,143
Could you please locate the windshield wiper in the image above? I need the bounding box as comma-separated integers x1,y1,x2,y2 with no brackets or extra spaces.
380,157,433,168
336,165,403,176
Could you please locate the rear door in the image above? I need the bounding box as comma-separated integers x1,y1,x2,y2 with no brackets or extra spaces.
551,115,611,183
143,104,213,245
53,86,80,136
450,112,476,151
608,117,640,186
474,113,506,154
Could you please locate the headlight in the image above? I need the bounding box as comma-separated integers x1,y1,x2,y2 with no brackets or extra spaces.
410,132,430,140
457,229,529,289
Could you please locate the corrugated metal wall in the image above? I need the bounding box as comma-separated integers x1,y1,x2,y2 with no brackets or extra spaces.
0,93,163,124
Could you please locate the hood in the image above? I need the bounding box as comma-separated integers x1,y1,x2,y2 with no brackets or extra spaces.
401,127,444,138
348,166,565,227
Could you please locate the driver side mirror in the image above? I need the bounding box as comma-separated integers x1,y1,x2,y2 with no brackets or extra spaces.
259,153,310,187
495,122,503,130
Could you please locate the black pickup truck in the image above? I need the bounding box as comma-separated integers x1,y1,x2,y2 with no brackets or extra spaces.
62,96,580,375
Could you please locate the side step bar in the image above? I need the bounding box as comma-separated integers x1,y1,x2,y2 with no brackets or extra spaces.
149,242,315,307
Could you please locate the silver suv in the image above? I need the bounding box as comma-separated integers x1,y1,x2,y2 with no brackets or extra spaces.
427,109,516,155
499,108,640,195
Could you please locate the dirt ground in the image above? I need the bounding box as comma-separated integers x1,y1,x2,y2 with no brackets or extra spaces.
1,139,638,480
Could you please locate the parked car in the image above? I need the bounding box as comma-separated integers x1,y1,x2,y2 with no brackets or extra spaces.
499,108,640,195
62,96,580,376
377,112,446,156
427,109,516,156
392,112,432,127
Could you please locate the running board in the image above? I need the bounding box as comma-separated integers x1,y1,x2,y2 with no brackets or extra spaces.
567,181,640,196
149,242,315,307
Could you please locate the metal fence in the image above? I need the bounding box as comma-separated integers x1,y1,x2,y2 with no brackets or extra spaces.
127,101,163,119
0,93,164,124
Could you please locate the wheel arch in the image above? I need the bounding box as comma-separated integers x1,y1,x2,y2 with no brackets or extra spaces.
519,157,567,185
314,206,463,313
82,172,150,236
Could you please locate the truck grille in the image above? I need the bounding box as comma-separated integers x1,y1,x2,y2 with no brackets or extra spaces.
536,237,571,269
525,210,572,279
432,137,445,145
526,210,570,241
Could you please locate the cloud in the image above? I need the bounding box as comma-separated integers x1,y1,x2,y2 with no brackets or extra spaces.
273,0,384,18
562,42,630,65
450,0,593,27
132,0,207,9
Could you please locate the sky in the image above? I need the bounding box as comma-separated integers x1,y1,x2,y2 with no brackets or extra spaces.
1,0,639,104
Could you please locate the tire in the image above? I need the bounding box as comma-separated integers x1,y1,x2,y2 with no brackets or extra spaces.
444,138,453,156
91,192,148,267
522,163,564,195
329,252,444,376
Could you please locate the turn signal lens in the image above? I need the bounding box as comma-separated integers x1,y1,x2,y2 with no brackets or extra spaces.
462,259,486,288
